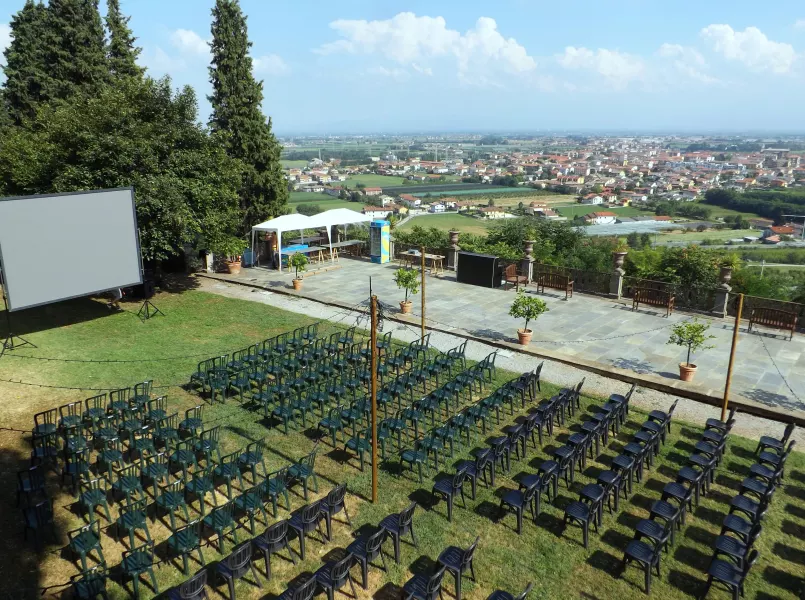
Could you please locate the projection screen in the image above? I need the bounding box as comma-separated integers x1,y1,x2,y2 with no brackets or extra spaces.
0,188,142,311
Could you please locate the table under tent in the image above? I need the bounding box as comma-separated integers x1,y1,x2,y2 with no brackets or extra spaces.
250,209,374,271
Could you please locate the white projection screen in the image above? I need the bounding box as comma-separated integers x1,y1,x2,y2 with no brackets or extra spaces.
0,188,142,311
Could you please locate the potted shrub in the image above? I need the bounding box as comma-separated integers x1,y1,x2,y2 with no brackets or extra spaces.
290,252,308,290
668,318,716,382
719,254,741,287
215,237,247,275
509,290,548,345
394,267,419,314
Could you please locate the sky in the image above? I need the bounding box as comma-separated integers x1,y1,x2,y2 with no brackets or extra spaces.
2,0,805,134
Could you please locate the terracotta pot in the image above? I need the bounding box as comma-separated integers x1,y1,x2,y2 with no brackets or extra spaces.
226,261,242,275
679,362,697,382
517,328,533,345
292,278,303,291
400,300,412,314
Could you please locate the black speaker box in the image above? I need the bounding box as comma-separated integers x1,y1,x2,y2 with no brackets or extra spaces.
456,251,502,288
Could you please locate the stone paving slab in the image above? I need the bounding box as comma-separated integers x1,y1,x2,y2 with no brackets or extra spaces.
214,257,805,412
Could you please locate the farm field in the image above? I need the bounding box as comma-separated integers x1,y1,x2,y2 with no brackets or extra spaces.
554,204,655,218
694,201,762,220
280,159,308,168
658,228,758,243
288,192,361,212
397,212,493,235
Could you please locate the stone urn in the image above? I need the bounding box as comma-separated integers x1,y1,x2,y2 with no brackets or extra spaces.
612,251,628,271
524,240,535,259
449,230,460,246
719,266,733,289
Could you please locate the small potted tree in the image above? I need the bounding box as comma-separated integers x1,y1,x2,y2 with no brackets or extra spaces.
394,267,419,314
290,252,308,291
668,318,716,382
216,237,247,275
509,290,548,345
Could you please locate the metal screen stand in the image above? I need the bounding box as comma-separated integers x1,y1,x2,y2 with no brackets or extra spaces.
1,292,35,358
137,299,164,321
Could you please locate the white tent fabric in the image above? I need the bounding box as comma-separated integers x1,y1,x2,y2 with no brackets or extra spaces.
250,209,374,269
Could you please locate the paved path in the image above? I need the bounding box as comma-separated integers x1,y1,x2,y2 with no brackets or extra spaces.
211,258,805,414
197,277,804,445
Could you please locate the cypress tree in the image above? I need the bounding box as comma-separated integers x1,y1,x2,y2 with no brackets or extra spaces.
43,0,108,100
105,0,143,78
208,0,288,234
1,0,49,124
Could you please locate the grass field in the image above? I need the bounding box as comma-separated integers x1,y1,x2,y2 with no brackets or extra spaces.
554,205,655,218
336,174,407,188
281,160,309,169
658,228,758,243
1,288,804,600
694,201,762,220
397,213,493,236
288,192,362,213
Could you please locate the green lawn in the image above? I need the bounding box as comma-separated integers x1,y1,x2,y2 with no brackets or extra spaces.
658,228,758,243
289,192,362,212
555,205,655,218
338,174,407,188
398,213,494,236
281,159,309,169
1,288,804,599
694,201,762,220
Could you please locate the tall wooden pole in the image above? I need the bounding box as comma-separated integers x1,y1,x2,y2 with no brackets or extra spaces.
370,295,378,503
420,246,426,340
722,293,744,421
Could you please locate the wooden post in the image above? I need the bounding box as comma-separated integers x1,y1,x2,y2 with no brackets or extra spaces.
370,295,378,503
420,246,426,340
722,293,744,421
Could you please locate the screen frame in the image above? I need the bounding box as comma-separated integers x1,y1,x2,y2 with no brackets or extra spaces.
0,187,143,312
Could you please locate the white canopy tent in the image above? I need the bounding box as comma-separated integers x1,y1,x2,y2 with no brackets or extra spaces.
250,209,374,269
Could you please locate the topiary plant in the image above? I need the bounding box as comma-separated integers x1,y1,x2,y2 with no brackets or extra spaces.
509,290,548,333
290,252,309,280
668,318,716,367
394,267,419,304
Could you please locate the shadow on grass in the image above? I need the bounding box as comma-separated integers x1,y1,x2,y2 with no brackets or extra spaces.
586,549,622,576
782,485,805,502
600,529,631,552
667,569,705,597
683,525,717,547
693,505,724,527
762,565,805,595
679,427,701,441
672,545,712,570
785,503,805,520
782,519,805,538
374,581,405,600
773,542,805,566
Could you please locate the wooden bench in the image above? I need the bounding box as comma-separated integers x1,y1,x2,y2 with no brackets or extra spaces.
504,264,528,291
748,307,798,340
632,287,675,316
536,272,574,300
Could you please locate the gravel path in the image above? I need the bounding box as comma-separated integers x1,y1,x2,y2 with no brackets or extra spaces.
198,278,802,445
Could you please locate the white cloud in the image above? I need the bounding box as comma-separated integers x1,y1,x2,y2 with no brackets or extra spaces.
657,43,718,84
557,46,645,86
315,12,536,82
171,29,210,57
367,66,410,80
795,19,805,29
700,24,796,74
253,54,290,76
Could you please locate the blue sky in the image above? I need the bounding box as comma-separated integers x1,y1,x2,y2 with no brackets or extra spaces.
2,0,805,134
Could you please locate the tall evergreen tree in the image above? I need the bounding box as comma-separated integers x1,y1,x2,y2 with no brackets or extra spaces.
208,0,288,234
105,0,143,78
43,0,108,100
1,0,49,124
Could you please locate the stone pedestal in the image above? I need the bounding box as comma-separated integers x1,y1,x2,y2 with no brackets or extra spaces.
609,251,627,298
447,230,460,271
521,239,536,282
711,266,733,317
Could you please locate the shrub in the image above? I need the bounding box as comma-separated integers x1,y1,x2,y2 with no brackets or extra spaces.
394,268,419,303
668,319,716,366
509,291,548,332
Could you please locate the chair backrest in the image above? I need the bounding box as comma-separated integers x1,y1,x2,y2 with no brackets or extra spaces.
158,413,179,431
666,399,679,420
327,482,347,508
504,264,517,278
185,405,203,421
69,521,102,545
270,467,290,491
110,387,131,403
290,576,318,600
263,519,289,544
534,362,543,380
124,496,148,516
427,566,447,596
366,527,387,554
461,537,480,569
782,440,797,461
476,447,493,469
740,550,759,579
399,501,417,528
134,380,153,396
71,565,108,599
25,499,53,528
201,426,220,444
328,553,354,583
19,465,46,491
175,568,207,599
781,423,796,445
85,393,107,411
514,583,534,600
624,383,637,403
34,408,58,428
301,501,322,525
452,467,468,490
574,377,585,397
481,351,497,369
224,539,254,572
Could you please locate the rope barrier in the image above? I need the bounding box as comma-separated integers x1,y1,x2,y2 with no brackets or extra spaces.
759,335,802,403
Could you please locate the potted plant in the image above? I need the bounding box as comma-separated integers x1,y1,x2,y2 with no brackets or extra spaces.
719,254,741,287
667,318,716,382
612,241,629,270
290,252,308,290
215,237,247,275
509,290,548,345
394,267,419,314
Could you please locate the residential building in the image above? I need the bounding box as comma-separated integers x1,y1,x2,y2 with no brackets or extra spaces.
583,211,617,225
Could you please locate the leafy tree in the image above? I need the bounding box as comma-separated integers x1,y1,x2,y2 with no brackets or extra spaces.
338,188,348,200
105,0,144,78
295,203,321,216
639,232,652,248
626,231,640,248
394,267,419,303
355,182,366,189
1,0,49,124
43,0,109,101
208,0,288,234
0,76,242,261
509,290,548,333
668,319,715,367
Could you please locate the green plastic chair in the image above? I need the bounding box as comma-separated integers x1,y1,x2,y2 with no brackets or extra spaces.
288,447,319,500
131,425,156,459
131,380,153,408
79,477,112,523
262,467,291,517
33,408,59,437
22,499,56,550
68,522,106,572
70,565,110,600
108,388,131,415
167,519,206,575
146,396,168,424
272,396,294,434
239,439,268,483
59,401,83,432
236,485,269,534
214,450,245,500
190,357,217,392
227,348,248,372
96,437,124,478
118,407,144,447
82,393,108,427
155,413,181,450
203,500,238,553
209,368,230,404
400,440,429,483
229,368,253,403
345,428,373,471
116,497,152,549
184,465,217,515
62,447,92,495
156,480,191,531
179,405,204,438
419,430,446,470
170,439,198,480
291,392,314,428
319,406,345,447
195,426,221,465
139,452,170,497
121,541,159,598
112,464,144,504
